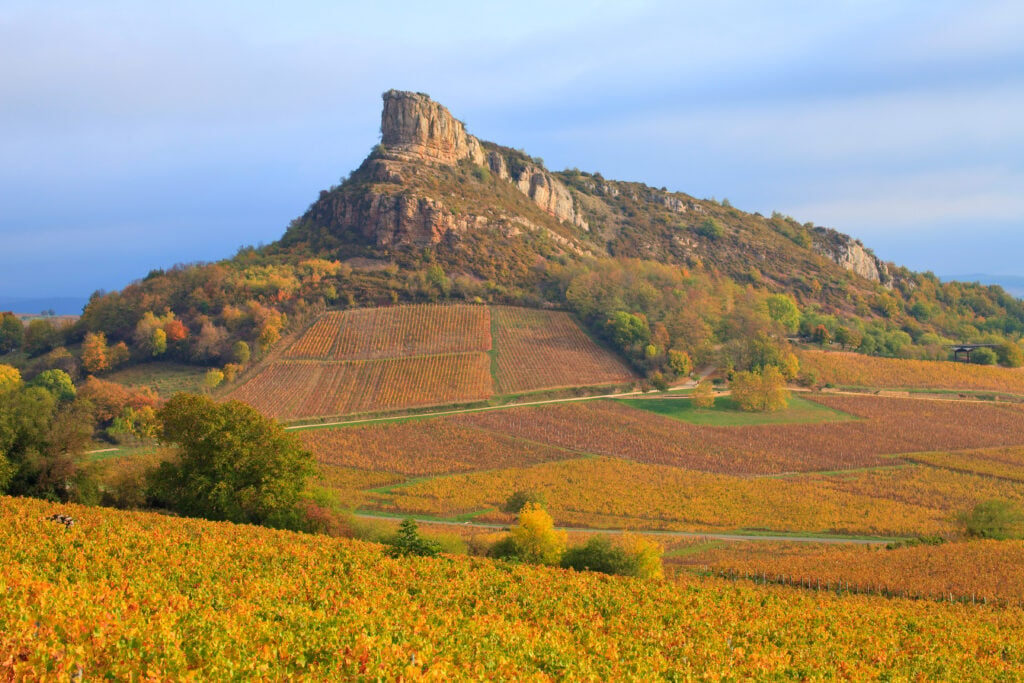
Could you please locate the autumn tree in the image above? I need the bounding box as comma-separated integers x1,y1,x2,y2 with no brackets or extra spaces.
691,380,715,408
501,502,567,566
148,394,315,529
731,366,789,412
0,364,21,393
29,369,76,402
81,332,111,374
23,319,60,357
667,349,693,376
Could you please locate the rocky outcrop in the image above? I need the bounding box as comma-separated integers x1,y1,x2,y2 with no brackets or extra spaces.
378,90,587,232
380,90,485,165
811,227,890,284
310,190,487,247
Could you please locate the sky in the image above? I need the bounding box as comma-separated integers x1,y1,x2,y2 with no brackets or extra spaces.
2,0,1022,303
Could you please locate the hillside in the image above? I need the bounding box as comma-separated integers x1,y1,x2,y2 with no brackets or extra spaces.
4,495,1023,680
3,88,1024,400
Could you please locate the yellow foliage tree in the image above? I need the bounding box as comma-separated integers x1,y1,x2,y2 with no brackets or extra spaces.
0,364,22,393
691,380,715,408
620,533,664,580
510,502,566,566
731,366,789,412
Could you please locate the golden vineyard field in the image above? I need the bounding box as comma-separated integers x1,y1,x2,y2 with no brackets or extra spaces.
370,457,1024,537
799,349,1024,394
4,496,1024,680
906,446,1024,483
691,540,1024,605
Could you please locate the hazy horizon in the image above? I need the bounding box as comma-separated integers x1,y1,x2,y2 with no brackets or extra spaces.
2,1,1022,298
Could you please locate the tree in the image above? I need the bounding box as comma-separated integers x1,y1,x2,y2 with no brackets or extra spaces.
606,311,650,350
766,294,800,334
81,332,111,374
507,502,567,566
0,364,22,393
667,349,693,376
731,366,789,412
385,518,442,558
695,218,724,240
961,500,1023,540
204,368,225,389
969,347,998,366
620,533,664,579
691,380,715,408
561,536,634,576
996,342,1024,368
29,369,76,402
231,340,251,365
148,394,315,528
23,319,60,357
0,312,24,353
502,490,547,514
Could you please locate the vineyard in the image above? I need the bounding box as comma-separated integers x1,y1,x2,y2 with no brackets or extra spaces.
4,496,1024,679
491,306,635,393
906,446,1024,483
301,420,576,475
799,349,1024,394
684,540,1024,605
368,456,1024,537
284,304,491,360
224,353,493,419
449,394,1024,475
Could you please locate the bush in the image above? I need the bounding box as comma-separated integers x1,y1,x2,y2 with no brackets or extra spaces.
506,503,566,566
961,500,1023,540
502,490,547,514
969,347,998,366
691,380,715,408
561,536,634,575
695,218,724,240
385,518,442,558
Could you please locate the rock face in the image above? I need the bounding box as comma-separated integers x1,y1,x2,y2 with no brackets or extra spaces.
377,90,587,233
811,227,889,284
380,90,485,166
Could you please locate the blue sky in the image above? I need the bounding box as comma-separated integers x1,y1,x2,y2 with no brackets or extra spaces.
2,0,1022,300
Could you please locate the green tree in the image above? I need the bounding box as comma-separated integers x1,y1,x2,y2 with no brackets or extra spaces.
29,369,76,402
695,218,724,240
606,311,650,349
961,500,1023,540
385,518,442,558
0,313,24,353
766,294,801,334
667,349,693,376
23,319,60,357
561,536,634,576
969,347,998,366
148,394,316,528
501,490,547,514
232,340,251,365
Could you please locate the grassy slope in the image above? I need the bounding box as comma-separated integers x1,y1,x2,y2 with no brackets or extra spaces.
3,495,1023,680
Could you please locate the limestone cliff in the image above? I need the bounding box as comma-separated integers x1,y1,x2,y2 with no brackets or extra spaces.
811,227,890,284
376,90,587,234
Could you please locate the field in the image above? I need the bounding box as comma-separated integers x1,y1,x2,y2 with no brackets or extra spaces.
105,362,208,397
4,495,1023,680
448,394,1024,475
678,540,1024,605
224,353,493,419
491,306,634,393
905,445,1024,483
366,456,1024,537
799,349,1024,394
615,393,856,425
301,420,575,475
284,304,491,360
229,304,638,420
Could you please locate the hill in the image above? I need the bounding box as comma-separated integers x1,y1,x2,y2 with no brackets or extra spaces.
3,88,1024,406
4,495,1023,680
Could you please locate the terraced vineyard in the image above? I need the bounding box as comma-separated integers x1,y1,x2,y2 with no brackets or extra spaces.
5,496,1024,680
491,306,634,393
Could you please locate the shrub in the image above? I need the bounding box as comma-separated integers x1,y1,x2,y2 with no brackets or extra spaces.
969,347,998,366
507,503,566,566
691,380,715,408
502,490,547,514
561,536,634,576
695,218,724,240
961,500,1023,540
385,518,442,558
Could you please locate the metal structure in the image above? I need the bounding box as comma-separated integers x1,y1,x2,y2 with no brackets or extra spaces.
949,343,998,363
